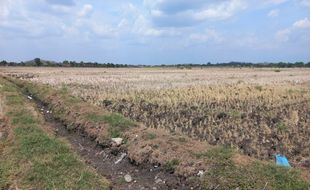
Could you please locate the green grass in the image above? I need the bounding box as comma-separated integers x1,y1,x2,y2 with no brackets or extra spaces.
164,159,180,173
0,78,109,190
255,85,263,91
194,146,233,160
190,146,309,189
276,121,287,131
251,163,309,190
5,94,24,105
86,113,135,138
197,147,308,190
228,110,243,118
9,109,36,126
178,137,187,143
145,132,157,140
59,86,80,105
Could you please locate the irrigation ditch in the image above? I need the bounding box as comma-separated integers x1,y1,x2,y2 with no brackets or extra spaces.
10,78,199,190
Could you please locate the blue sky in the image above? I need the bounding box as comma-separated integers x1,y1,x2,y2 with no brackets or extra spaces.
0,0,309,64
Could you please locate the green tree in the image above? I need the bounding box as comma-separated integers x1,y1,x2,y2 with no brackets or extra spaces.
34,58,42,66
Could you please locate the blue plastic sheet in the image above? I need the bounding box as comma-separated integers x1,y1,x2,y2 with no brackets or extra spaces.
275,154,291,167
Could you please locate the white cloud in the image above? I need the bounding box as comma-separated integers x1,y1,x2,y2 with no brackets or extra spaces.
62,16,118,39
189,29,222,43
78,4,93,17
275,17,310,42
1,13,64,38
45,0,74,6
301,0,310,6
91,22,117,38
0,0,96,39
264,0,288,5
133,15,163,37
0,0,15,20
143,0,159,8
117,19,128,28
125,3,139,14
54,3,120,39
150,10,163,17
275,28,291,42
0,0,62,38
268,9,279,17
143,0,247,27
293,17,310,29
193,0,247,20
50,4,73,13
118,3,175,37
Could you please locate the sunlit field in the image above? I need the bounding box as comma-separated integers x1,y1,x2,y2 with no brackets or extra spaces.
2,67,310,168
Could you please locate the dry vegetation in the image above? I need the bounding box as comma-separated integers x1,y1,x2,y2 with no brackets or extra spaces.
2,67,310,168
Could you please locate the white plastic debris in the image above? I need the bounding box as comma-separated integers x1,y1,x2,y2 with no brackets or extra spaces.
111,138,123,146
27,96,33,100
155,178,165,184
115,153,127,164
197,170,205,177
124,174,133,183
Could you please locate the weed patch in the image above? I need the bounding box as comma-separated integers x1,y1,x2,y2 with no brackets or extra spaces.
194,146,233,160
178,137,187,143
144,133,157,140
6,95,23,105
255,85,263,91
276,122,287,131
202,152,309,189
228,110,242,118
86,113,135,138
164,159,180,173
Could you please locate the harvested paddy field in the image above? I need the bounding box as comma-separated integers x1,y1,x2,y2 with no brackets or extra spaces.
2,67,310,168
1,67,310,189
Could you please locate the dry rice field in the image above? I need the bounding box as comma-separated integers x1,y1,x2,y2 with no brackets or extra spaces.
2,67,310,168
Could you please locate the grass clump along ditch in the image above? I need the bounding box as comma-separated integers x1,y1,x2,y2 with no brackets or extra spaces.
85,112,135,138
197,146,309,189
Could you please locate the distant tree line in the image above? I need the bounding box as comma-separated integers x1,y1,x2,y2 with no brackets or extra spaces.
0,58,129,68
1,58,310,68
164,61,310,69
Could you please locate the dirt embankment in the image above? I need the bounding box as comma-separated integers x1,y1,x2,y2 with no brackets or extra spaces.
38,102,191,190
4,77,228,176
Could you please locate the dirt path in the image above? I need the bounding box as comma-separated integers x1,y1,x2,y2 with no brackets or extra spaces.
32,97,196,190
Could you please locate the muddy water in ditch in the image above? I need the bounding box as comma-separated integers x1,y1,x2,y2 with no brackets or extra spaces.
32,98,198,190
